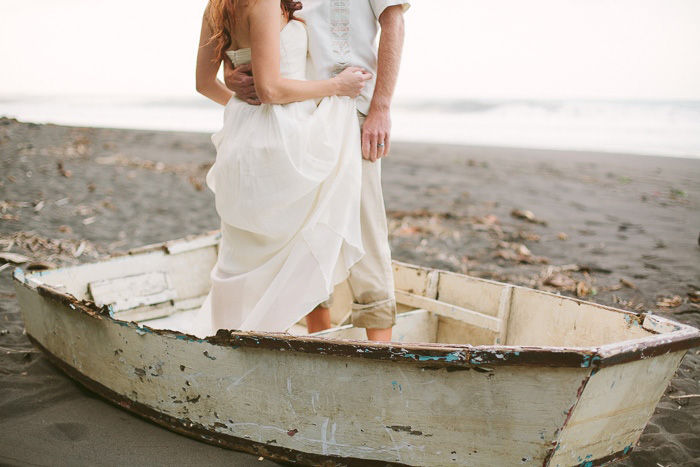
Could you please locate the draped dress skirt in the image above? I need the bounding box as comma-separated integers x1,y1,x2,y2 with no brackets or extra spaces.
187,20,364,336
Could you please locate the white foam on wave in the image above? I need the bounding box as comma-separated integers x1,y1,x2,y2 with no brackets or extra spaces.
1,96,699,159
391,100,700,159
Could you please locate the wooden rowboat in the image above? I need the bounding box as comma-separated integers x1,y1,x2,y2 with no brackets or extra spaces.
13,231,700,466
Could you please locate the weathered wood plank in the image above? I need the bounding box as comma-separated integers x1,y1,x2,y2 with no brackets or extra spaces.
89,271,176,312
395,290,503,333
548,351,686,466
392,261,433,297
315,310,438,344
165,232,221,255
437,271,505,318
425,270,440,299
506,287,652,347
120,295,207,323
30,247,216,304
494,285,514,345
436,315,496,346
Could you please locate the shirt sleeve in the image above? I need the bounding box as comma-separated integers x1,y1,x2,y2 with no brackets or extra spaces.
369,0,411,21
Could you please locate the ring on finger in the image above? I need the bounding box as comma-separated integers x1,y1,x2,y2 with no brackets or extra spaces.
377,142,385,148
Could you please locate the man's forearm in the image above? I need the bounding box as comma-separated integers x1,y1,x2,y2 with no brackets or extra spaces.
369,7,405,114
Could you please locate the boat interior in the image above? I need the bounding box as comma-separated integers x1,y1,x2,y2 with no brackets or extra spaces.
21,234,678,348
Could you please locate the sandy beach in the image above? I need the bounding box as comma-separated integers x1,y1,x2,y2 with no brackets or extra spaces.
1,117,698,466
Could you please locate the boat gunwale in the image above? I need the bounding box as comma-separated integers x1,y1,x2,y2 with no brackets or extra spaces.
12,229,700,370
13,268,700,371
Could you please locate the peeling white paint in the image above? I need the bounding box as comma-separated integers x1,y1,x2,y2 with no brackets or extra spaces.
12,233,698,466
321,417,329,455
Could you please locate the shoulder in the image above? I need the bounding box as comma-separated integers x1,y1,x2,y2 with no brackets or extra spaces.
248,0,279,12
247,0,283,29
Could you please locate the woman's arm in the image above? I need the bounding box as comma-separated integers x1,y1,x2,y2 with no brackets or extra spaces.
195,3,234,106
249,0,371,104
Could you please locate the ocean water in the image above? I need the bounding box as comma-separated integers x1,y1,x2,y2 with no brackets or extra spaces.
394,99,700,159
1,97,699,159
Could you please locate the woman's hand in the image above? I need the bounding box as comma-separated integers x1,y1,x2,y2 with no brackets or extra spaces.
333,67,372,98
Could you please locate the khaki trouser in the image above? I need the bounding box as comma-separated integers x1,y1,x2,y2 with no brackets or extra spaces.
319,113,397,329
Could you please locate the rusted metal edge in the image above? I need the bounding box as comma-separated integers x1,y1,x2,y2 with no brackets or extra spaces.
26,334,406,467
16,276,700,370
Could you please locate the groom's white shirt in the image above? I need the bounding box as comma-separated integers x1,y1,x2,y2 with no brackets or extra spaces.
297,0,411,116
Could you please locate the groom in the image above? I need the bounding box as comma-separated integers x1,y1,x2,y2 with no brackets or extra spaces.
225,0,409,342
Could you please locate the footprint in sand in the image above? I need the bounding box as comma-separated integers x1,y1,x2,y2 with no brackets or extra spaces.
48,422,88,442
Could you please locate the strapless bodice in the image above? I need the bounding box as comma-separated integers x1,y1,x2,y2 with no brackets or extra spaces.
226,20,307,80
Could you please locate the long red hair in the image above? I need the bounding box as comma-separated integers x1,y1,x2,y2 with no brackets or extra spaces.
207,0,302,63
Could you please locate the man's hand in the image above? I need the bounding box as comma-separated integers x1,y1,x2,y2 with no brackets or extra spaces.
361,110,391,162
223,62,260,105
362,4,405,162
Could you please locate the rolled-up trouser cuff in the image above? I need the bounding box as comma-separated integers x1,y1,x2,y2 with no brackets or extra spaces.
351,297,397,329
318,294,333,309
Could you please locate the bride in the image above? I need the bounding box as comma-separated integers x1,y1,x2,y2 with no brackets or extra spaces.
188,0,371,336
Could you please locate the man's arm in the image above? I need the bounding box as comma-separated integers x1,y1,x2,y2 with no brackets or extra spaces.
362,5,406,162
224,61,260,105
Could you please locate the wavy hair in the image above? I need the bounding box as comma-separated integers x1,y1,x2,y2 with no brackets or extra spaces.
206,0,303,63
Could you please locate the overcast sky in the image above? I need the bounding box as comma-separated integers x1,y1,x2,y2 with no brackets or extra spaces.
1,0,699,101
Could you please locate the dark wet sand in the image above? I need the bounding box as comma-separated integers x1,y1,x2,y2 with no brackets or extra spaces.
1,118,698,466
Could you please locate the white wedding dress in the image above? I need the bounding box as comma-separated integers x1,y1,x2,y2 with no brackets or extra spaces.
187,20,364,336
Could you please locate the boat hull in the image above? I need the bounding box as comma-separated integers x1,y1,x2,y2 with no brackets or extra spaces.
13,278,687,466
12,232,699,466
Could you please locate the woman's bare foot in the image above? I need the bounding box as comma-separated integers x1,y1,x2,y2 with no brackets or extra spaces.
305,305,331,333
366,327,392,342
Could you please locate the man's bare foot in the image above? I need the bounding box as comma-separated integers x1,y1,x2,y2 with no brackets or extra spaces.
305,305,331,334
366,327,392,342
